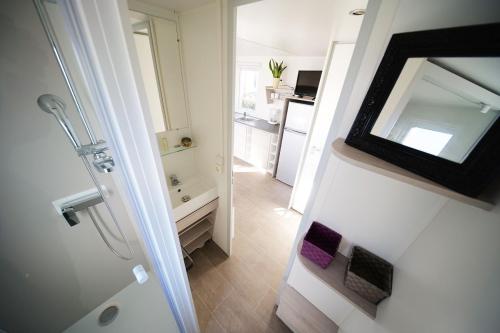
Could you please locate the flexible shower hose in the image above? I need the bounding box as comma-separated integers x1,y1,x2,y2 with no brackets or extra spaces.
81,156,134,260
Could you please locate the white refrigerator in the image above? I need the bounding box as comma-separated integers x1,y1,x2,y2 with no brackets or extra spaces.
276,101,314,186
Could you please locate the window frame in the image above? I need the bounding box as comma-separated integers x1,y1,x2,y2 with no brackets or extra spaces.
235,62,261,116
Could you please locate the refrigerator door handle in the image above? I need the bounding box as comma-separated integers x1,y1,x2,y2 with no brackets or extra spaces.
284,127,307,135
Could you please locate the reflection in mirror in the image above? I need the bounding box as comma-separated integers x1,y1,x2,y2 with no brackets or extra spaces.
132,20,167,133
371,57,500,163
129,11,189,132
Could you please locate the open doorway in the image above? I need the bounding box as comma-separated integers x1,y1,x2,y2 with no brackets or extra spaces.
230,3,337,316
226,0,367,331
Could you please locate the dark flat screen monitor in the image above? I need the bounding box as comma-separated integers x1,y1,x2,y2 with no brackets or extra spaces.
294,70,322,98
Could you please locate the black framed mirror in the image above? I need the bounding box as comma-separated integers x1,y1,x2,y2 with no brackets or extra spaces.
346,23,500,198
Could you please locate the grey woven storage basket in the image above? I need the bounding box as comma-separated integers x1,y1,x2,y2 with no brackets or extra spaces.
344,246,393,304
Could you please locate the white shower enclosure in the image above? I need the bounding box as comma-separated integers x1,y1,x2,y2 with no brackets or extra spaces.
0,0,197,332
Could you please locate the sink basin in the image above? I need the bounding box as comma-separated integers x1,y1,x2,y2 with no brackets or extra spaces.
168,177,218,221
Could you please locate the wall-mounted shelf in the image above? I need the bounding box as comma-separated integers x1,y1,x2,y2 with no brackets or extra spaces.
161,144,197,156
296,239,377,319
331,139,494,211
265,85,294,103
277,284,339,333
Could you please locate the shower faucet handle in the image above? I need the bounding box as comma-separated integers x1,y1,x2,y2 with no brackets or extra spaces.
62,207,79,226
76,140,108,156
93,152,115,173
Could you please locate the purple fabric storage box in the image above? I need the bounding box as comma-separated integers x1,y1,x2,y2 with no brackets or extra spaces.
300,221,342,269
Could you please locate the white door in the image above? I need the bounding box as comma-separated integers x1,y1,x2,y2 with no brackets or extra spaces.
291,43,355,213
276,129,307,186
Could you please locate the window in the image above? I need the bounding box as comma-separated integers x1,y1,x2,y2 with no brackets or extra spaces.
237,67,259,113
402,127,452,156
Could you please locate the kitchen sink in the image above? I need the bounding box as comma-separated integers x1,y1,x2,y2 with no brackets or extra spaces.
235,116,260,126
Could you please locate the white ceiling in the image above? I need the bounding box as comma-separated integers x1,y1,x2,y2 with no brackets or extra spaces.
133,0,214,12
237,0,368,56
433,57,500,95
408,58,500,109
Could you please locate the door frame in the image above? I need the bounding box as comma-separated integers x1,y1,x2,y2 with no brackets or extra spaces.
222,0,264,254
288,42,356,213
59,0,198,332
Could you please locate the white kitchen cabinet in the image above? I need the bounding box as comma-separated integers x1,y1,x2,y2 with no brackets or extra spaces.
233,122,277,172
248,127,272,169
233,122,247,160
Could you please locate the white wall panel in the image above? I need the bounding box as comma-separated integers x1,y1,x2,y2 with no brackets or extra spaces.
313,154,447,263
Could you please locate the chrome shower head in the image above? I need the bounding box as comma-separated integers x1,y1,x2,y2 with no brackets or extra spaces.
37,94,115,173
37,94,81,149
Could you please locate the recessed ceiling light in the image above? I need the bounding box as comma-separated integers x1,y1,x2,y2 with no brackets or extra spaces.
349,9,366,16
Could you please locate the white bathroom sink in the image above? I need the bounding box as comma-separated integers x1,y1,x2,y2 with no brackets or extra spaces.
168,177,218,221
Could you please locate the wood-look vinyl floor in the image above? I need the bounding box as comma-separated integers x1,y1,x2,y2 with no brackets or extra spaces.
187,158,301,332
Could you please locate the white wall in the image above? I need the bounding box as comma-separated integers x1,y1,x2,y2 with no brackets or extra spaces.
160,149,198,184
0,1,149,332
372,200,500,333
287,0,500,332
309,156,448,263
179,1,230,253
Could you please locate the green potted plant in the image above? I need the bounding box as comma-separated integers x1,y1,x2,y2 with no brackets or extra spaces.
269,58,287,89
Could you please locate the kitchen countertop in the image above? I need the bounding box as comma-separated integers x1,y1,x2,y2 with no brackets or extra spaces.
234,113,280,134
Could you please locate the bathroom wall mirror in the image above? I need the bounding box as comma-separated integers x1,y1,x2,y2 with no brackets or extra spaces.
346,23,500,197
130,11,190,132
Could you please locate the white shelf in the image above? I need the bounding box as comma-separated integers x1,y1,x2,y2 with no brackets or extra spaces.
331,139,494,211
184,231,212,254
265,85,295,104
161,144,197,156
296,239,377,319
179,218,212,247
277,284,339,333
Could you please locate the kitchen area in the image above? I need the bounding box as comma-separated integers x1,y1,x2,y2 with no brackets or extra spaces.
233,71,319,188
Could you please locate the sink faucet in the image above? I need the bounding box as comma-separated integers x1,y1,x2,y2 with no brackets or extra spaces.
170,174,181,186
243,111,247,120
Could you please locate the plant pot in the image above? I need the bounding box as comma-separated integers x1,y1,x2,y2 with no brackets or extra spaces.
272,78,280,89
